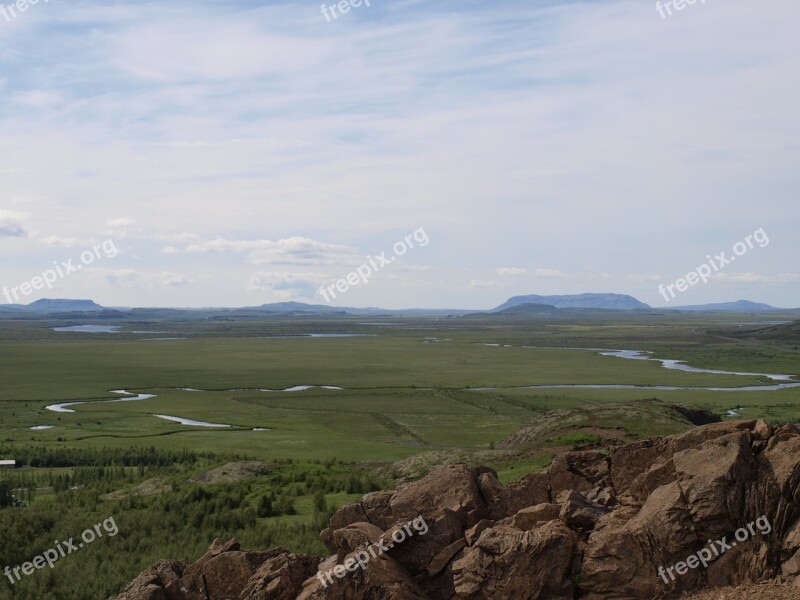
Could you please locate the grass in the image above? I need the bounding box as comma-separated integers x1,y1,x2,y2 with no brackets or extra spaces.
1,313,799,598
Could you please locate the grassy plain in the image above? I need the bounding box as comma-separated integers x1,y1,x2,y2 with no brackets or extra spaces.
1,312,799,598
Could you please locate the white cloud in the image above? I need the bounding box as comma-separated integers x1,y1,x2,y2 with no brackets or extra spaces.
469,279,498,288
531,268,567,279
100,269,193,289
39,235,97,247
247,271,326,299
104,218,198,243
0,210,28,238
497,267,528,276
186,236,359,266
711,272,800,284
496,267,568,278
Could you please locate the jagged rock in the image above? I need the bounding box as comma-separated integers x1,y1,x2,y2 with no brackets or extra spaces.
330,522,384,562
298,553,429,599
180,546,284,600
452,520,577,599
112,419,800,600
559,490,611,530
240,552,320,600
110,560,187,600
500,503,561,530
464,519,495,545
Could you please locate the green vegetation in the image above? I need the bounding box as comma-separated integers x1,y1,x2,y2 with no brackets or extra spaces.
1,312,798,598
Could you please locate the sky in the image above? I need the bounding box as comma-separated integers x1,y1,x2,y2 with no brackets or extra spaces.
0,0,798,309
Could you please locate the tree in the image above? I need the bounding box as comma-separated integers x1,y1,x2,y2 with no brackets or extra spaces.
0,481,14,507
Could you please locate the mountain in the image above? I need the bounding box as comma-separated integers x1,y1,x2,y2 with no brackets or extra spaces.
23,299,105,312
492,302,559,316
667,300,776,312
246,302,348,315
493,293,650,312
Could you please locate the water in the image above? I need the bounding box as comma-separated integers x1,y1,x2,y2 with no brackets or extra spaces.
153,414,231,428
52,325,166,334
264,333,377,338
599,349,795,381
46,390,156,413
262,385,343,392
52,325,121,333
472,344,799,392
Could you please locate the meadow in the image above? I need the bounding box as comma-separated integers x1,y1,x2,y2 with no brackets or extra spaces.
1,311,798,598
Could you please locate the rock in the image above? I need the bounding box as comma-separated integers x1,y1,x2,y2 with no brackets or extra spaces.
240,552,320,600
502,503,561,530
330,522,384,562
464,519,495,545
110,560,187,600
452,520,577,599
754,419,773,441
112,419,800,600
297,552,429,600
559,490,611,530
180,548,284,599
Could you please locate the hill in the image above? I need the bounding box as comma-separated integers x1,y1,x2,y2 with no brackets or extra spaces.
740,319,800,342
668,300,776,312
24,298,105,312
493,293,650,312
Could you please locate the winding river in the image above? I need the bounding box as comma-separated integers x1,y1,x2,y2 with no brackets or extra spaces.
39,346,799,428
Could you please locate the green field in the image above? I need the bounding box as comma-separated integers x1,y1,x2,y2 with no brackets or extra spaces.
1,313,799,598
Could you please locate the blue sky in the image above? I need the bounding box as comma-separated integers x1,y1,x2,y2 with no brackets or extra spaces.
0,0,798,308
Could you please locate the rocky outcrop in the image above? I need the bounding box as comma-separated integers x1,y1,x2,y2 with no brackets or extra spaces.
111,419,800,600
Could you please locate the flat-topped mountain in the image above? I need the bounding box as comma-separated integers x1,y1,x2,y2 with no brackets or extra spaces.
24,298,105,312
494,293,650,312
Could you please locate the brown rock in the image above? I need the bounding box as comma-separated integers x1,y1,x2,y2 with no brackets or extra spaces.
502,503,561,530
559,490,611,530
452,520,577,599
240,552,320,600
111,560,187,600
464,519,495,545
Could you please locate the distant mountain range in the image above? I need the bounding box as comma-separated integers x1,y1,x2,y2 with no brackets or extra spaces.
0,296,791,317
665,300,777,312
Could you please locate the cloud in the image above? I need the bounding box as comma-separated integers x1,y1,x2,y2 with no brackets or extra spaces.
104,219,198,243
469,279,498,288
39,235,97,247
186,236,359,266
531,268,567,278
0,210,28,238
497,267,528,276
247,271,326,299
496,267,568,278
101,269,192,289
110,18,329,82
711,273,800,284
